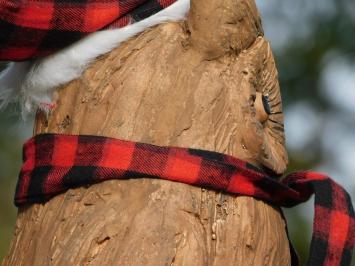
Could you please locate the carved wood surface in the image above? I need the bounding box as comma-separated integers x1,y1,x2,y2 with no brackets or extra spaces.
3,0,290,265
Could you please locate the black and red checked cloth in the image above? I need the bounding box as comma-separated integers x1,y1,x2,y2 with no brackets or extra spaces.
0,0,178,61
15,134,354,266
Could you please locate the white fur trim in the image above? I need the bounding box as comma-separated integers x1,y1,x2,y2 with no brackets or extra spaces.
0,0,190,115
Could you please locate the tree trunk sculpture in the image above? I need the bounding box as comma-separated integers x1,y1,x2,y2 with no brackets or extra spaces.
3,0,291,265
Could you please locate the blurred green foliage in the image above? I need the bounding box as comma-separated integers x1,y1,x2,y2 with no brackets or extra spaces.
0,109,33,260
269,0,355,264
0,0,354,264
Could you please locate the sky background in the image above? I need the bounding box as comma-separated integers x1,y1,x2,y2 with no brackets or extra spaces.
0,0,354,264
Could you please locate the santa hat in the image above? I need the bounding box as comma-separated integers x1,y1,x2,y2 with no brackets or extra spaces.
0,0,189,113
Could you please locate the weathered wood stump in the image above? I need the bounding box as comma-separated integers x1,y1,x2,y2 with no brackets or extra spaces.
3,0,290,265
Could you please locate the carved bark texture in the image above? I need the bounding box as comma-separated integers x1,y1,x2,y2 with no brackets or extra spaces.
3,0,290,265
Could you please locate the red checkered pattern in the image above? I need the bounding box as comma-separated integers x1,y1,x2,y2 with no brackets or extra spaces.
0,0,178,61
15,134,354,266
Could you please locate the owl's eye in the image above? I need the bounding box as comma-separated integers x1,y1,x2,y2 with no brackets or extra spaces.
262,95,271,115
255,92,270,123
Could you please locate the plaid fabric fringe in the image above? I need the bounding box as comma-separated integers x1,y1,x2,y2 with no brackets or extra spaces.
0,0,178,60
15,134,355,266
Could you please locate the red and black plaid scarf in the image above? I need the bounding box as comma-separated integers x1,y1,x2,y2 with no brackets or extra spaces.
0,0,178,61
16,134,354,266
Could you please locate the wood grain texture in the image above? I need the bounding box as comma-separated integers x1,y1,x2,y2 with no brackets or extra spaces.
3,0,290,265
4,181,290,266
